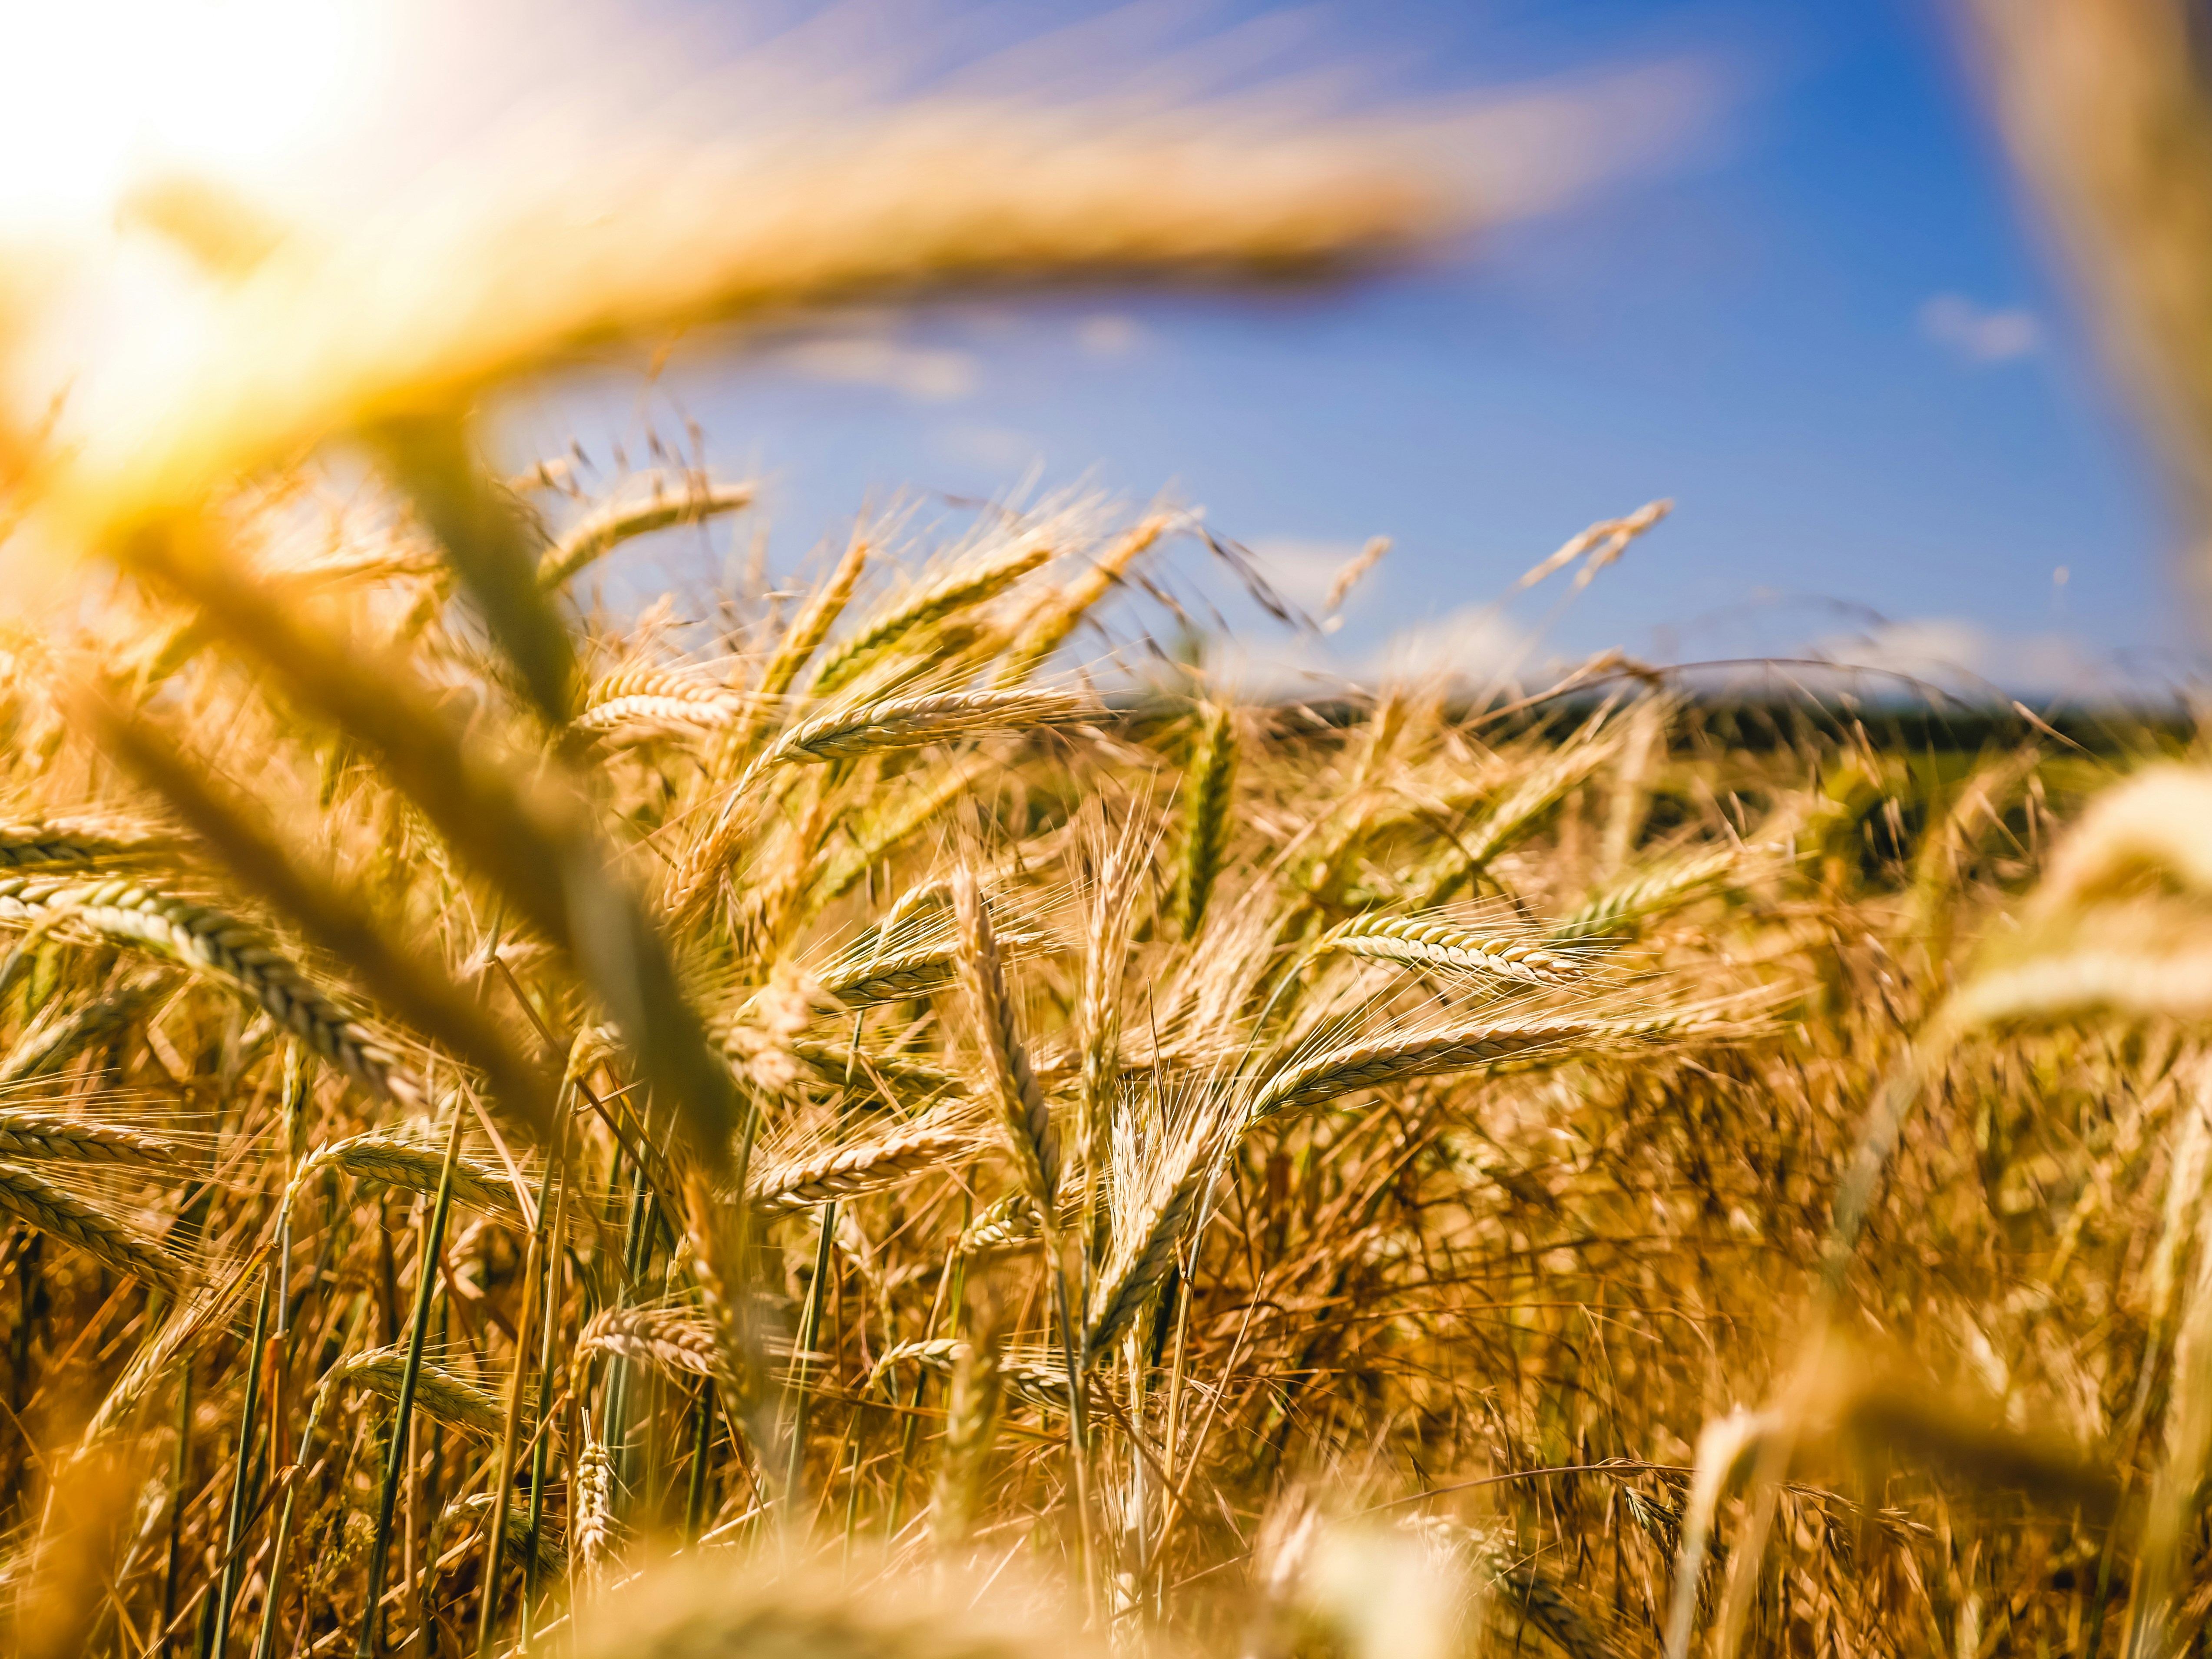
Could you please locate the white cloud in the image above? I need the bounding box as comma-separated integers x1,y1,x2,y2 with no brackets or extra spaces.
1920,294,2041,364
1371,604,1529,685
1806,617,2109,696
1179,602,1528,702
775,335,978,401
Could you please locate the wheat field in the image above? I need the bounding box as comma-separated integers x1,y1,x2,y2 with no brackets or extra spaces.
1,46,2212,1659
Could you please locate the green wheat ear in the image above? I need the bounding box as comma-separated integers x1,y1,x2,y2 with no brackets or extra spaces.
1173,701,1236,938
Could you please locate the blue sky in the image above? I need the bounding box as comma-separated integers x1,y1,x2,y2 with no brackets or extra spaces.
492,0,2190,699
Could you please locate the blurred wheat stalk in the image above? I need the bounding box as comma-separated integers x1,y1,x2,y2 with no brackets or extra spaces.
1969,0,2212,604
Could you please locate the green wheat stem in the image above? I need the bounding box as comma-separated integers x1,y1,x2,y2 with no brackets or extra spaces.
354,1101,467,1659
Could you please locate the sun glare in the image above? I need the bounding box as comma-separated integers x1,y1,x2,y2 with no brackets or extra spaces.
0,0,384,232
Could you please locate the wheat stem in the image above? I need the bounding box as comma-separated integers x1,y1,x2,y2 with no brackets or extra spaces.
354,1102,467,1658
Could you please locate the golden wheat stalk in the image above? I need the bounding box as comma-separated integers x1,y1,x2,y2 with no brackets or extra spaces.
91,696,560,1135
1076,812,1147,1227
572,669,747,736
813,883,1044,1009
763,687,1091,768
957,1189,1048,1256
931,1334,1003,1550
708,533,873,784
818,941,960,1008
79,1262,265,1446
1173,702,1237,937
805,755,996,914
573,1435,617,1583
293,1131,527,1225
999,513,1171,683
1411,735,1616,906
435,1491,566,1582
111,528,739,1164
666,691,1084,932
1087,1156,1211,1356
786,1039,959,1104
1513,499,1671,591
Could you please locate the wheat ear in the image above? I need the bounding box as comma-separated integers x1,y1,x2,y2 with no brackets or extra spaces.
708,533,873,785
931,1332,1003,1551
0,874,424,1110
958,1190,1046,1256
571,669,745,736
816,882,1044,1008
576,1305,727,1384
786,1039,959,1102
809,536,1056,695
1325,914,1582,987
1076,816,1144,1238
877,1337,1073,1414
0,1161,188,1291
1247,1011,1714,1123
294,1132,527,1225
1173,703,1237,937
0,1109,183,1168
436,1491,566,1581
333,1346,508,1439
951,869,1058,1212
0,820,177,869
666,691,1081,932
1088,1157,1211,1356
748,1110,983,1212
762,687,1090,768
536,478,756,589
806,754,994,912
0,971,167,1083
1411,736,1616,907
1549,844,1741,944
818,940,963,1007
573,1435,617,1583
998,513,1170,682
